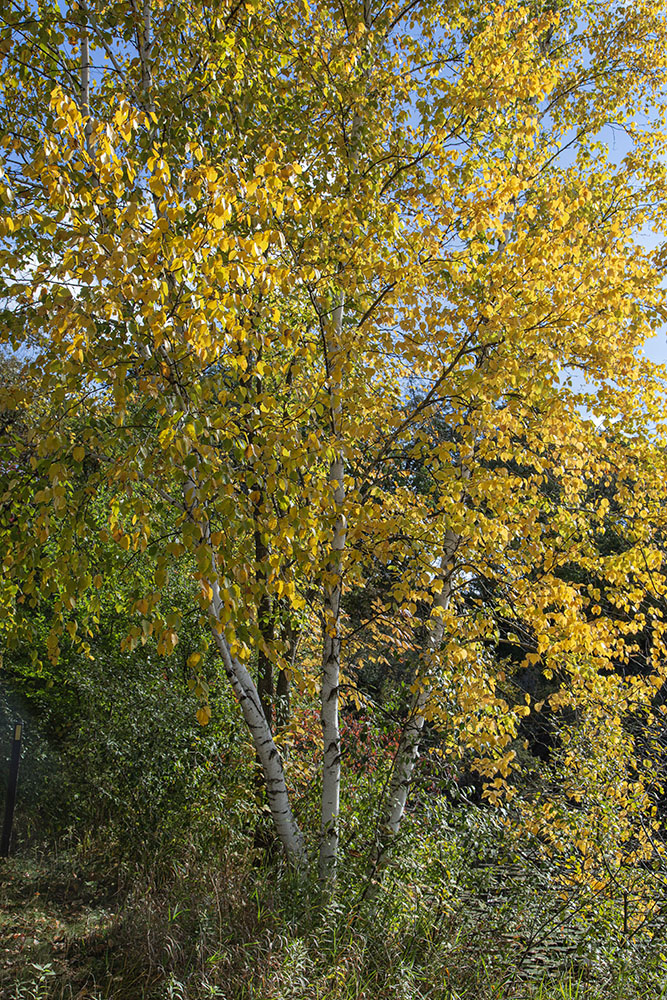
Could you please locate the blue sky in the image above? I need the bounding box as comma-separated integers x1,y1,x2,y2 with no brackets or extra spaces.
597,122,667,367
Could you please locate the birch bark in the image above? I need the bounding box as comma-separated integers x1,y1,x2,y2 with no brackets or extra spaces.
124,0,306,868
319,293,346,885
377,528,460,852
186,477,308,867
209,617,307,865
209,616,307,865
133,0,154,111
318,0,374,888
78,5,92,148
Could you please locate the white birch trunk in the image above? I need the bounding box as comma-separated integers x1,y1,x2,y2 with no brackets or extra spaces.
184,488,308,868
380,528,460,841
141,0,152,109
79,8,92,148
209,610,307,866
319,293,346,886
124,21,303,866
318,0,373,887
132,0,153,111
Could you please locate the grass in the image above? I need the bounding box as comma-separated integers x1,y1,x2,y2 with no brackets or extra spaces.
2,846,667,1000
0,853,154,999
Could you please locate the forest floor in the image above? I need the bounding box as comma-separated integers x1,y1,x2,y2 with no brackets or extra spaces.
0,854,156,999
1,849,664,1000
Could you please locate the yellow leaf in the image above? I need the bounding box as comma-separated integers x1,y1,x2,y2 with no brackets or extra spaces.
196,705,211,726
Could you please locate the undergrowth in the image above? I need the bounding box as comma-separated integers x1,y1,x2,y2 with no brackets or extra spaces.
3,675,667,998
3,810,667,1000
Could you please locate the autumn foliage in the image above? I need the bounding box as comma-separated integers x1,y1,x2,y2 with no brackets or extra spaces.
2,0,667,905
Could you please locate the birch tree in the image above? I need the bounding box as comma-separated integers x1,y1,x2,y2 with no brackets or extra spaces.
2,0,667,889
